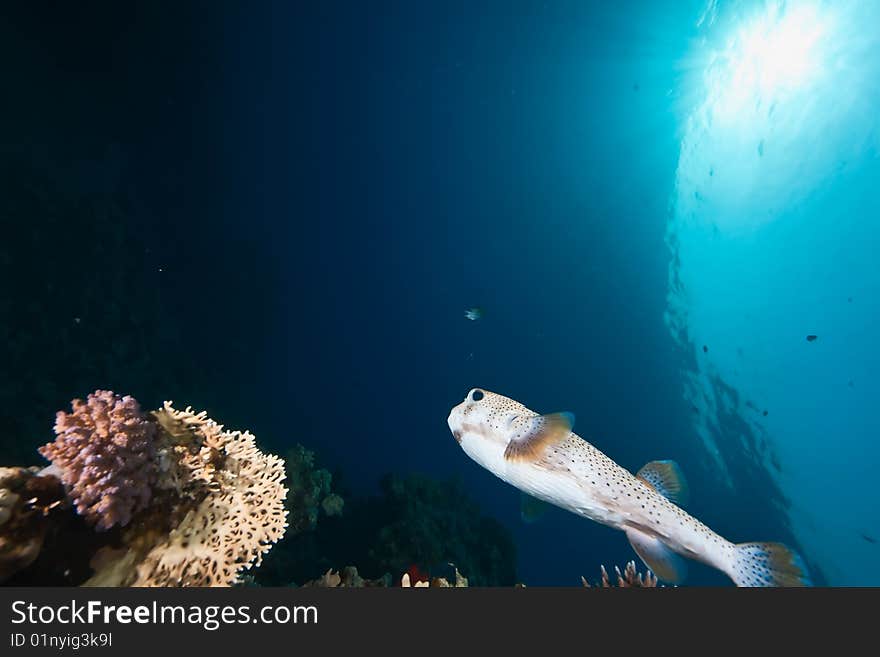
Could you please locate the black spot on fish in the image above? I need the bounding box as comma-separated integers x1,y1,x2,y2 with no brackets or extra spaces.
806,335,817,342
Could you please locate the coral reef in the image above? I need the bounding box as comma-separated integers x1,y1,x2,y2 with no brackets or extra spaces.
300,566,391,588
365,474,516,586
284,445,343,533
321,493,344,517
84,401,288,586
1,389,661,589
39,391,156,531
0,467,67,583
256,472,517,587
581,561,659,588
400,565,468,588
294,562,659,589
0,392,288,587
302,563,656,589
246,444,345,585
295,565,469,588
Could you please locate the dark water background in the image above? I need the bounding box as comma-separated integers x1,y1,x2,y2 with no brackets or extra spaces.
0,1,804,585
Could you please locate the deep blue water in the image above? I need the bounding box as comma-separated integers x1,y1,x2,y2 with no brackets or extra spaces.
5,0,873,585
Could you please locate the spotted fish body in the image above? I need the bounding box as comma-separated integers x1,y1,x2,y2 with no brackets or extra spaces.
447,389,811,587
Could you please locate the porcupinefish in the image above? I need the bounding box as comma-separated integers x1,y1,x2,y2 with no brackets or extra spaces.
447,388,811,587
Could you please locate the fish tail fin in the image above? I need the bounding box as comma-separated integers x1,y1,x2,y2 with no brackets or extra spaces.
729,542,812,587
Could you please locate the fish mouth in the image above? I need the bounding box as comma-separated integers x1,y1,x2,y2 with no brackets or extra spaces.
447,404,463,444
448,397,475,445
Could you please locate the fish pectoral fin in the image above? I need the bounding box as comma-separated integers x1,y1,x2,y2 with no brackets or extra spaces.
503,412,574,462
625,527,688,585
636,460,689,507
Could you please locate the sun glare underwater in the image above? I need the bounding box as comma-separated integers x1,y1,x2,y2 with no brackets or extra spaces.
668,0,880,585
1,0,879,587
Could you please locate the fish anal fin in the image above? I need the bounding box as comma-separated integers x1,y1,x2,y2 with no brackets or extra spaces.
636,460,689,507
504,412,574,462
625,527,688,585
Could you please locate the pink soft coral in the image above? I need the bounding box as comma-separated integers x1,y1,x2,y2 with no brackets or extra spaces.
39,390,156,531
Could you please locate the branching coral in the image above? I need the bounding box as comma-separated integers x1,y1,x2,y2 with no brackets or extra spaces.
85,401,288,587
1,389,288,586
581,561,659,588
39,391,156,531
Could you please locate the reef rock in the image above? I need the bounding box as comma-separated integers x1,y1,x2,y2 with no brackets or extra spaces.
0,467,66,582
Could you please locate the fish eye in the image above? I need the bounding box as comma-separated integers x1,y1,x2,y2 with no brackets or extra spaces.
470,389,484,402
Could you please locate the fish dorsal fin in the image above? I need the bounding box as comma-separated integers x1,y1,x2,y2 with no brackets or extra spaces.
636,460,689,507
625,527,688,585
503,412,574,462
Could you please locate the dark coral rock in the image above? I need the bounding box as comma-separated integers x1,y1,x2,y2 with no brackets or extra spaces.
363,474,517,586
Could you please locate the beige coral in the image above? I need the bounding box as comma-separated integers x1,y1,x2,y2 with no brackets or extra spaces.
581,561,659,588
84,402,287,587
309,568,343,587
400,572,430,587
401,567,468,588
